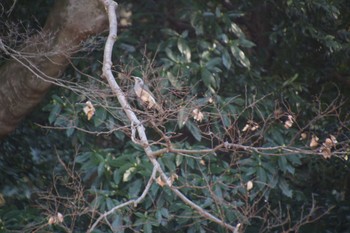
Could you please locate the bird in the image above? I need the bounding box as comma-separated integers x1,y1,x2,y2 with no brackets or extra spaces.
132,76,163,112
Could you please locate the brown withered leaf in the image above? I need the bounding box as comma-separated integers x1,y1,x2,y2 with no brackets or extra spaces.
242,121,259,132
156,176,166,187
192,108,204,122
324,138,333,148
242,124,250,132
310,135,319,149
83,101,95,120
274,108,283,120
284,115,294,129
300,132,307,140
330,135,338,145
320,146,332,159
48,212,64,225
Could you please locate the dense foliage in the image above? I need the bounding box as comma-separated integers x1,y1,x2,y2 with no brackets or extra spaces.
1,0,350,232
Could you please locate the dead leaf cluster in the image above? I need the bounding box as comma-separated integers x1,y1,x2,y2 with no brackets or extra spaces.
319,135,337,159
156,173,178,187
284,115,294,129
192,108,204,122
308,133,337,159
48,212,64,225
242,120,259,132
83,101,95,120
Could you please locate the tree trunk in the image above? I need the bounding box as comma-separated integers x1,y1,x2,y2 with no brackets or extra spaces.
0,0,108,139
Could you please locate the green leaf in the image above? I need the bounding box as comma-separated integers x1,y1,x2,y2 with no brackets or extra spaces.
113,130,125,141
185,121,202,141
52,94,65,105
160,156,176,171
222,113,231,127
181,30,189,38
230,22,245,38
156,210,163,224
286,155,302,165
205,57,222,70
128,179,142,198
257,167,267,184
190,12,203,35
215,7,221,18
97,162,105,177
165,48,179,63
214,185,223,199
161,207,169,218
222,50,231,70
106,198,115,210
144,223,152,233
113,170,121,185
230,45,251,69
93,107,107,127
176,154,183,166
177,38,191,61
218,33,229,43
120,43,136,52
282,74,298,87
278,156,288,173
279,178,293,197
201,68,216,89
239,38,256,48
177,107,189,129
123,167,136,182
161,28,179,37
111,214,124,233
48,104,61,124
66,126,75,137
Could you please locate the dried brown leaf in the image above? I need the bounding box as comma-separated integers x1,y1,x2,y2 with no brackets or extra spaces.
310,135,319,149
83,101,95,120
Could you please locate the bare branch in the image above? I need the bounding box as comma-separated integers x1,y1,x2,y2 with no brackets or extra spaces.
90,0,238,232
87,166,157,233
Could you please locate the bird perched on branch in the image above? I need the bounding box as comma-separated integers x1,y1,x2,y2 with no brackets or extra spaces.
132,76,163,112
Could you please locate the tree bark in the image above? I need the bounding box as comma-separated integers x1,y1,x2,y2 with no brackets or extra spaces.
0,0,108,139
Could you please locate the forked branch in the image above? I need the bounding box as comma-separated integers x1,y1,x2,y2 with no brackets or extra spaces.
89,0,237,232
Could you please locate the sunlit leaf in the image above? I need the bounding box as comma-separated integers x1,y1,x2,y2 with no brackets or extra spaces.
230,45,251,69
176,154,183,166
230,22,245,38
123,167,136,182
177,38,191,61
